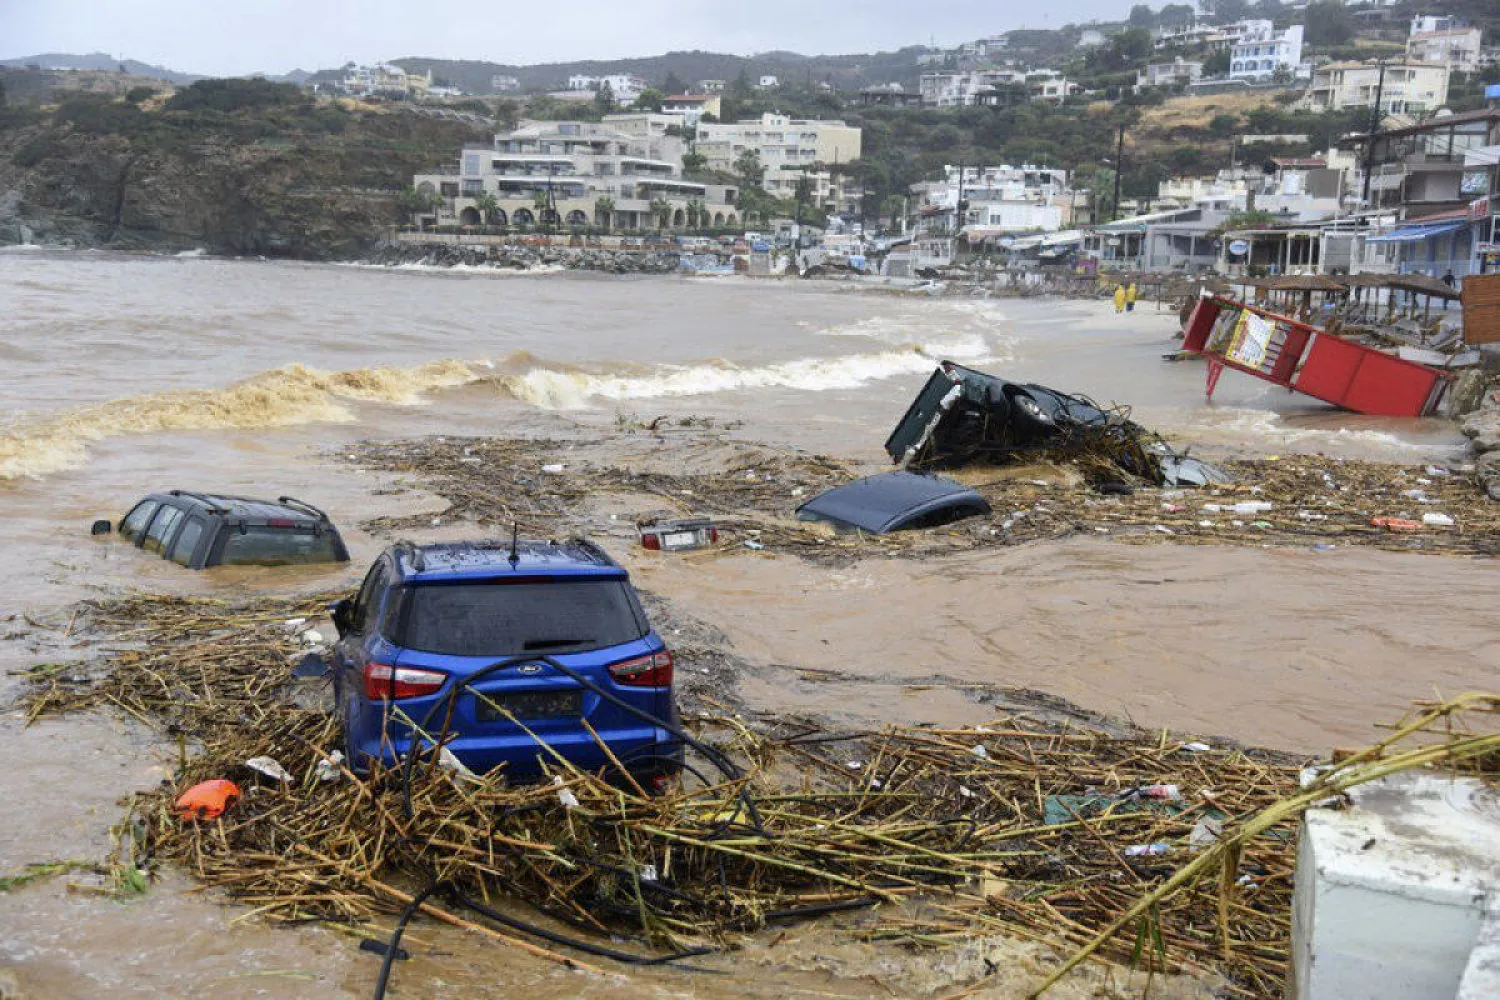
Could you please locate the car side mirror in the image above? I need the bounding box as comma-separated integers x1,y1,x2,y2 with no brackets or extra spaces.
91,519,114,536
329,598,353,637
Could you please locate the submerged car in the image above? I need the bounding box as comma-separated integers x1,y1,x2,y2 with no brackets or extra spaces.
98,491,349,569
330,538,681,788
797,471,990,534
885,363,1228,487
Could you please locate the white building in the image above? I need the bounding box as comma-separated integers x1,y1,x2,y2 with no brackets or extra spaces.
758,75,780,89
1028,70,1078,103
1230,22,1303,81
340,63,431,99
695,112,862,210
918,69,1026,108
1138,59,1203,88
564,74,648,105
1305,61,1451,115
1407,21,1485,73
412,121,739,232
912,164,1075,234
490,75,520,93
697,79,726,94
1077,29,1107,49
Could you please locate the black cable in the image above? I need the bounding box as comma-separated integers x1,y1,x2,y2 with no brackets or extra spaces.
370,879,450,1000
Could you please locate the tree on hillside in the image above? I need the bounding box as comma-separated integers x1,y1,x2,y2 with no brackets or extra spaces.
1302,1,1355,47
650,196,671,231
0,79,7,107
663,71,687,95
1204,49,1232,76
734,149,766,188
682,147,707,175
1158,4,1196,27
593,81,616,114
730,68,752,98
1129,4,1157,28
633,87,665,112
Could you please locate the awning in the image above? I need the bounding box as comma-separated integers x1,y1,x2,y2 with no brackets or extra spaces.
1365,221,1467,244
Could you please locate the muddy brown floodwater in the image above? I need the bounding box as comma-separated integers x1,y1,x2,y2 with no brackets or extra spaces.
0,250,1495,999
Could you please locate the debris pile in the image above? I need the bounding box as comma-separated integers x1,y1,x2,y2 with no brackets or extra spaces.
351,436,1500,558
22,598,1500,996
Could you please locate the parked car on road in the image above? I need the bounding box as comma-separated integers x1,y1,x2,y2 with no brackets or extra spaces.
330,538,682,788
98,491,349,569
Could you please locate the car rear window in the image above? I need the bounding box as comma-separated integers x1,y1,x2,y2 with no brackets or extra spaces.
396,580,648,657
218,526,342,566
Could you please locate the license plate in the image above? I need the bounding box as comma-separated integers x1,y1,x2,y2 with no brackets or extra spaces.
475,690,582,721
662,531,699,548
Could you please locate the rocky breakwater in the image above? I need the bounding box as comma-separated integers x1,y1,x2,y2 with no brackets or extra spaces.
1463,389,1500,501
364,240,682,274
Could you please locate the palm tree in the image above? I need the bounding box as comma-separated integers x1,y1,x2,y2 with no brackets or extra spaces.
532,190,551,234
594,195,614,232
687,199,707,231
471,190,500,227
649,196,671,233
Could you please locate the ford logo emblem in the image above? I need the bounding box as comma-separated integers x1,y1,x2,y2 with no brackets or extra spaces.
515,663,543,675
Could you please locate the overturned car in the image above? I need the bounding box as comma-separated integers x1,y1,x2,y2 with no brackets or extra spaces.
885,362,1227,487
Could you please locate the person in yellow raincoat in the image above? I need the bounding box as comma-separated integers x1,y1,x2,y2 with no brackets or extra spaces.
1112,284,1126,313
1125,282,1138,312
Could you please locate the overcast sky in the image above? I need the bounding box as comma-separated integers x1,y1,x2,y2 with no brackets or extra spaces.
2,0,1138,76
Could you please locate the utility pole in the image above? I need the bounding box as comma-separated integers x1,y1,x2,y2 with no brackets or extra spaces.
1111,122,1125,222
1359,60,1389,209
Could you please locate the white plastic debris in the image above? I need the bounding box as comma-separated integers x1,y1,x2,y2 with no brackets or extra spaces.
790,487,805,497
315,751,345,783
1202,503,1223,512
1197,520,1213,528
283,617,307,629
245,756,295,783
1153,524,1175,535
1422,512,1455,527
743,539,765,550
958,785,976,799
970,744,990,760
1124,843,1171,857
541,463,565,474
1425,465,1451,477
1232,501,1273,514
1181,742,1212,753
299,629,325,646
638,864,659,883
847,760,863,770
551,775,580,809
1190,816,1224,850
1297,510,1328,521
439,746,477,779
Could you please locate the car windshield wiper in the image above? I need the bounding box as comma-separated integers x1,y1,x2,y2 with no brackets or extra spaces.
522,638,593,650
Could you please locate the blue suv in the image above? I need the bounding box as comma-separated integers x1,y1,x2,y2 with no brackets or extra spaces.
330,538,681,788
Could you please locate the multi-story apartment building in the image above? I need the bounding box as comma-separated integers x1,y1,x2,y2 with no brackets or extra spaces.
911,164,1076,233
340,63,432,99
695,113,862,210
1229,22,1303,81
918,70,1027,108
1407,19,1484,73
412,121,738,232
1138,59,1204,88
489,75,521,93
564,74,648,105
1305,61,1450,115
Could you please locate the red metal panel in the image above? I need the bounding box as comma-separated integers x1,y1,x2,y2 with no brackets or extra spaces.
1292,334,1442,417
1181,298,1220,353
1291,334,1363,406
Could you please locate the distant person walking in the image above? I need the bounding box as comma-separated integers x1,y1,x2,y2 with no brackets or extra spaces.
1113,284,1126,314
1125,282,1138,312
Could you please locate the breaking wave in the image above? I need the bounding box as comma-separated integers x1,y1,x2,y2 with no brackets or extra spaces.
490,344,972,411
0,360,478,480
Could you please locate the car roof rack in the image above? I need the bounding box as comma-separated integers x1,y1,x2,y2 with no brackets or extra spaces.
167,489,231,514
566,536,615,566
276,496,330,521
394,540,426,572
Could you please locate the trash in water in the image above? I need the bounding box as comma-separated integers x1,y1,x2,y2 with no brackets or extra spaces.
1371,517,1421,533
1232,501,1273,514
638,518,719,551
1421,512,1455,527
1122,783,1181,801
245,756,295,783
1190,816,1225,849
175,779,240,821
743,539,765,551
542,464,565,473
552,775,580,809
315,751,346,783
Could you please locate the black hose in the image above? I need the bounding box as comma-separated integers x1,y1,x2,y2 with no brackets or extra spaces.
370,879,450,1000
450,888,715,965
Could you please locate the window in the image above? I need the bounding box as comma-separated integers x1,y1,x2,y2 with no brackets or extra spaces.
141,505,183,555
168,518,206,567
396,580,648,657
440,182,458,197
218,527,343,567
351,562,388,633
119,501,159,542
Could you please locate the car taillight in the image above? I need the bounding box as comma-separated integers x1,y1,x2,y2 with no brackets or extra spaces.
707,527,719,543
363,661,446,700
608,650,673,687
641,533,661,551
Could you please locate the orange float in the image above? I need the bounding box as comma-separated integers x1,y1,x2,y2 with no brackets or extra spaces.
175,779,240,820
